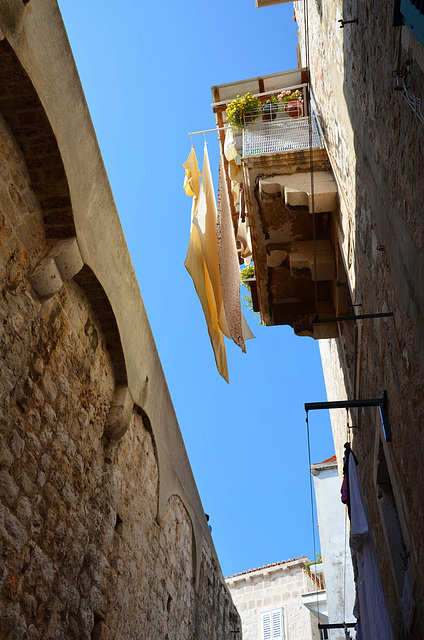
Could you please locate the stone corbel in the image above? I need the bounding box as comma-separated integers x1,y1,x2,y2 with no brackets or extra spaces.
104,385,134,440
266,244,288,268
29,237,84,298
289,239,336,281
260,171,338,213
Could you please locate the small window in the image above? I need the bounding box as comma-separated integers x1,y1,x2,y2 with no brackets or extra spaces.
261,608,284,640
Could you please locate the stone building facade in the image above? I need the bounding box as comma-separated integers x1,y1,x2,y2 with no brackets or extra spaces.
294,1,424,638
226,558,321,640
210,0,424,635
310,456,355,638
0,2,239,638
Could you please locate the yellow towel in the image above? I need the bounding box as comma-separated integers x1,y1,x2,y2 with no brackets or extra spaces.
184,144,229,382
183,146,201,199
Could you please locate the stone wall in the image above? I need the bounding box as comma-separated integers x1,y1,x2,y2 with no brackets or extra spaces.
0,5,240,639
296,0,424,637
226,560,320,640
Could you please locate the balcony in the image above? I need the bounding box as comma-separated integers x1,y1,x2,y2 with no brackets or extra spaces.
212,70,347,340
302,564,328,625
243,115,323,156
242,102,323,157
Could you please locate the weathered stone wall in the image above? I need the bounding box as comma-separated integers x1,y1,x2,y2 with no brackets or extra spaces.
296,1,424,637
0,19,240,640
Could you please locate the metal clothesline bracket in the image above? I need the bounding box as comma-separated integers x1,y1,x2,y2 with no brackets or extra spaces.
188,125,230,136
318,622,356,639
305,390,391,442
312,312,393,324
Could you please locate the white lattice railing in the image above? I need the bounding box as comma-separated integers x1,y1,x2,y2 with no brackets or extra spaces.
242,111,323,157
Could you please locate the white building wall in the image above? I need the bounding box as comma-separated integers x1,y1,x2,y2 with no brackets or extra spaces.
226,559,321,640
312,460,356,638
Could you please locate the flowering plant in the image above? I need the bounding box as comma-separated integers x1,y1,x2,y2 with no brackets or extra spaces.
277,89,304,117
226,93,262,131
277,89,303,105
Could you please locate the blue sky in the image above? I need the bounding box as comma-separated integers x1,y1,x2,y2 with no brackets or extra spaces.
58,0,334,578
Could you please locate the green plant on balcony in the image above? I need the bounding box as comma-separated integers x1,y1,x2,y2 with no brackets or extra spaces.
304,554,323,572
240,264,255,285
226,93,262,131
240,264,261,323
277,89,304,118
262,95,279,122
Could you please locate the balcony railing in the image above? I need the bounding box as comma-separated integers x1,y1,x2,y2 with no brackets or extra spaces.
303,566,325,593
242,105,323,157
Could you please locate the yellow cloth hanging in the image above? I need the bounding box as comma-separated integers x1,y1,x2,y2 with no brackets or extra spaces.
183,146,201,198
184,144,229,382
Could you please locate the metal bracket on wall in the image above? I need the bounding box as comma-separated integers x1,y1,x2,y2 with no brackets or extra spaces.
305,390,391,442
338,18,358,28
318,623,356,640
312,312,393,324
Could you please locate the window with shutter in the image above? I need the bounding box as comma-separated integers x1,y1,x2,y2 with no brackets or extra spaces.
261,608,284,640
262,611,271,640
271,609,283,639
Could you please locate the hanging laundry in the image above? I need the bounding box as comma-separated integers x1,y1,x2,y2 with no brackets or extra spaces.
341,442,357,517
236,216,253,266
183,146,201,199
345,447,396,640
216,155,254,353
184,143,229,382
224,127,243,184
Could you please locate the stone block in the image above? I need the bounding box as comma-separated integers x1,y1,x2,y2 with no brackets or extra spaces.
50,238,83,281
0,504,28,550
289,239,336,281
0,469,19,505
29,256,62,299
28,238,83,299
260,171,338,213
266,249,287,268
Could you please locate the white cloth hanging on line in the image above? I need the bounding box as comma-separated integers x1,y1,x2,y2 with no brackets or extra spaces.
348,452,396,640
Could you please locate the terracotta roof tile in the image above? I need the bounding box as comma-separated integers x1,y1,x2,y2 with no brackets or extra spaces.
315,454,337,465
225,556,308,579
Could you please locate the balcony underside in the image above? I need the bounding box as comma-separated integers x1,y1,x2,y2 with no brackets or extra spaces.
242,148,342,338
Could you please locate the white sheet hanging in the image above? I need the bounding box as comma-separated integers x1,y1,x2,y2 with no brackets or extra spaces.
217,155,254,352
348,454,396,640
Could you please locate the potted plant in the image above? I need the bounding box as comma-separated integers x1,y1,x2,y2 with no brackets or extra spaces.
277,89,304,118
262,95,279,122
226,93,262,131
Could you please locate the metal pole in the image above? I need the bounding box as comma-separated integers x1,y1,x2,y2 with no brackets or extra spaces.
305,398,382,411
318,623,356,629
188,126,230,136
312,312,393,324
305,391,391,442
